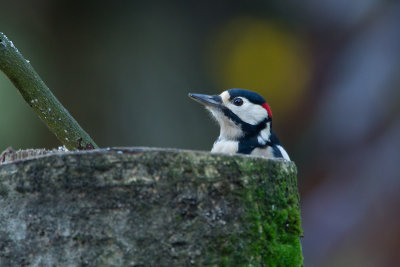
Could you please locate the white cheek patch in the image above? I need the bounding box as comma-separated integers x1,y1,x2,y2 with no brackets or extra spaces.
259,126,271,141
225,99,268,125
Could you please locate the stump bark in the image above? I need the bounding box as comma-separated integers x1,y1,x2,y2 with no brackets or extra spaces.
0,147,303,266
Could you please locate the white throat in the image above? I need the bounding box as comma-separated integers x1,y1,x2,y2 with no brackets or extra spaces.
207,108,243,140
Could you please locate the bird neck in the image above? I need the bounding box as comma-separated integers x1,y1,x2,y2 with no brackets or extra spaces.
234,121,274,154
218,121,243,141
218,119,272,143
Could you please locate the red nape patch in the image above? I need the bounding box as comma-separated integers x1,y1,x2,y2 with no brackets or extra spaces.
262,103,273,119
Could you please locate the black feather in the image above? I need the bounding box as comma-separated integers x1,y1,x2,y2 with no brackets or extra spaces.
228,89,266,105
238,136,262,154
237,131,284,158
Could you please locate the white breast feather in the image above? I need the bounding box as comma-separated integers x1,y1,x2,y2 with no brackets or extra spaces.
211,140,239,154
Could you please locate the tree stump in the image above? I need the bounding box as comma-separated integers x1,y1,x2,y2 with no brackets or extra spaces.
0,148,303,266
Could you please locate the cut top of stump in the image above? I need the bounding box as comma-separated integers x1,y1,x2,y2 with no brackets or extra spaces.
0,147,303,266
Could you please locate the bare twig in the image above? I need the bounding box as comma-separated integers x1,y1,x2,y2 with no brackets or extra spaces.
0,32,98,150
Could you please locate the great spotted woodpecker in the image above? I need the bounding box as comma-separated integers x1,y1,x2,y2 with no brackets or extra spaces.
188,89,290,160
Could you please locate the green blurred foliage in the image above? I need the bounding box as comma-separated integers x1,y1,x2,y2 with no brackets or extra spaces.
0,74,44,150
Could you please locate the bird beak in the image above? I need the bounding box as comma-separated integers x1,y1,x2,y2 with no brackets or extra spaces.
188,93,222,108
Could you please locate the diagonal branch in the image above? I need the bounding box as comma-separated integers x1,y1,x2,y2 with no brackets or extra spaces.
0,32,98,150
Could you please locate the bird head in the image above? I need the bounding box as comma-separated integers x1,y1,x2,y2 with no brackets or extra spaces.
189,89,273,141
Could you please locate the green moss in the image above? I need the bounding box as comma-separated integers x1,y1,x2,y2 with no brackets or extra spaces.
211,159,303,266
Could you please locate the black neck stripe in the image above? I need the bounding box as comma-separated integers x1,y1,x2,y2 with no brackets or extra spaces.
237,131,282,156
221,106,270,138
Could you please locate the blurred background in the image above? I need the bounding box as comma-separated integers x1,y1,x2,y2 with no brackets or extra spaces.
1,1,400,266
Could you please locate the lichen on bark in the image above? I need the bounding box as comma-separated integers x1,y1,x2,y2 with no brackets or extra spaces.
0,148,303,266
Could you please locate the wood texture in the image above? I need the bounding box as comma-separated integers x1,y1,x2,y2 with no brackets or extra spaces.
0,148,303,266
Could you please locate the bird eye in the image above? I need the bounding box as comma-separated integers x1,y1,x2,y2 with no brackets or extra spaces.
233,97,243,106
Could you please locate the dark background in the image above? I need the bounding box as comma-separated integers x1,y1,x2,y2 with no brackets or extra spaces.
1,1,400,266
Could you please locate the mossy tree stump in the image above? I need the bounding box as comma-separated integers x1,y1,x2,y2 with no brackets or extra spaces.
0,148,303,266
